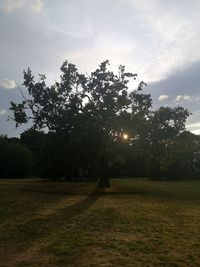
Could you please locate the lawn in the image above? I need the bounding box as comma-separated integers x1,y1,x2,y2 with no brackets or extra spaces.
0,178,200,267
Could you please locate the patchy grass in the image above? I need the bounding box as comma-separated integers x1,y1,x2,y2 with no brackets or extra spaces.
0,178,200,266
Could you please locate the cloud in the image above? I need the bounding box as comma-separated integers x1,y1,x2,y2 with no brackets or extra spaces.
173,95,200,103
187,121,200,129
174,95,191,102
0,108,7,115
0,0,24,14
0,79,16,89
191,129,200,135
1,0,200,84
146,60,200,117
30,0,44,12
0,0,44,14
186,121,200,135
120,0,200,82
29,0,200,84
0,0,200,137
158,95,169,102
194,97,200,102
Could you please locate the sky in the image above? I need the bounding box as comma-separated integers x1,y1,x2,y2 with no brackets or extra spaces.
0,0,200,136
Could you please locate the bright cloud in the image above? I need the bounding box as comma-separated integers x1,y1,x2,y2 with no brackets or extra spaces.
0,79,16,89
30,0,44,12
60,0,200,83
0,0,44,14
174,95,191,102
158,95,169,102
191,129,200,135
1,0,199,83
187,121,200,129
0,108,7,115
0,0,24,14
118,0,200,82
186,121,200,135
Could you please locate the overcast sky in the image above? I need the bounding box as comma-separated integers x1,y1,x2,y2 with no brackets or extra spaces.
0,0,200,136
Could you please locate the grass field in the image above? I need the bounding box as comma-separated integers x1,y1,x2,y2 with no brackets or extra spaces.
0,178,200,267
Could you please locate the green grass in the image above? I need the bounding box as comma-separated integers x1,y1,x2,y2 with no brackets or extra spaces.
0,178,200,266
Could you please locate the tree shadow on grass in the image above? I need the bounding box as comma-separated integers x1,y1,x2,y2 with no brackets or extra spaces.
24,184,200,203
20,182,96,196
2,190,102,266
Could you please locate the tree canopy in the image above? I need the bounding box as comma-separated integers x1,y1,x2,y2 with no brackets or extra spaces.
10,60,196,185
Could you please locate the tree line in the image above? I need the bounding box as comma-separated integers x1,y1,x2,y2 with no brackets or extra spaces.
0,60,199,186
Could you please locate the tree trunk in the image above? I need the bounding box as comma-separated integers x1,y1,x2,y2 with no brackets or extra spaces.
98,176,110,187
97,155,110,188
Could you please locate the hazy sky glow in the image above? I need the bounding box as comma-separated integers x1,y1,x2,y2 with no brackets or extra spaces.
0,0,200,136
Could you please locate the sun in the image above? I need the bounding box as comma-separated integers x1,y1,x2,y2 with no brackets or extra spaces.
123,133,129,140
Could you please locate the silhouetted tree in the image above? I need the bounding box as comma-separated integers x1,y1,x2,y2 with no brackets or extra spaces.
0,136,33,178
146,107,190,179
10,60,192,184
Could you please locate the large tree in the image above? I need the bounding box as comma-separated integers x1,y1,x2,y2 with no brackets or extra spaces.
10,60,152,186
10,60,191,185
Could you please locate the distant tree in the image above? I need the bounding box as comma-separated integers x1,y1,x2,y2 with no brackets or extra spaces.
162,131,200,180
146,107,190,179
20,128,46,176
0,136,33,178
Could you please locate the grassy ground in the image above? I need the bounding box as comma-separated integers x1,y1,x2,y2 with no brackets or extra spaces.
0,178,200,267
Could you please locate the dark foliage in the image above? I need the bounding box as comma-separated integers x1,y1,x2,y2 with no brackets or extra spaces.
0,136,33,178
8,60,200,184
